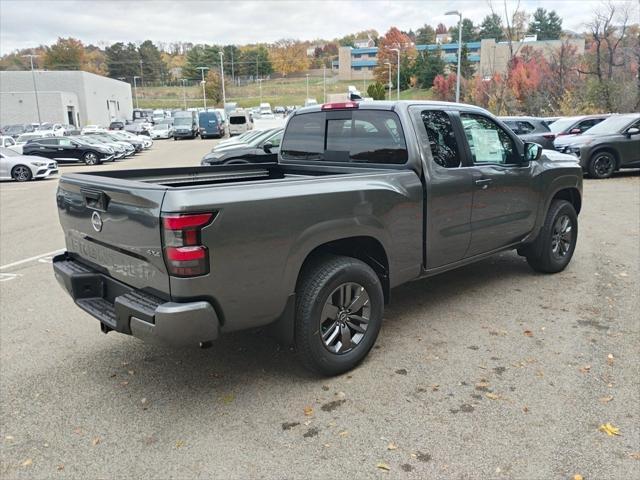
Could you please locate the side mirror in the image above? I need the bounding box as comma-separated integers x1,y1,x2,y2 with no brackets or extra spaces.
263,141,273,153
524,142,543,162
569,128,581,134
626,127,639,136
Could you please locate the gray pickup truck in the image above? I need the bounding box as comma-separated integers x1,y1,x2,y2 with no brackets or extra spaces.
53,101,583,375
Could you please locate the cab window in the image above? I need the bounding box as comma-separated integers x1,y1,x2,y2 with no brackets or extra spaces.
421,110,461,168
460,113,518,165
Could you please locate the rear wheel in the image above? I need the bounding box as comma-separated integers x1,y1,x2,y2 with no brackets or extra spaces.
525,200,578,273
83,152,99,165
295,255,384,376
11,165,32,182
588,151,616,179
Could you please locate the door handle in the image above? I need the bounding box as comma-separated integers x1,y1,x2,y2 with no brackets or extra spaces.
475,178,493,189
58,148,64,150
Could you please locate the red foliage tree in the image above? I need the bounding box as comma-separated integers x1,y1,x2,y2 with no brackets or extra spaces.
373,27,415,87
432,73,458,102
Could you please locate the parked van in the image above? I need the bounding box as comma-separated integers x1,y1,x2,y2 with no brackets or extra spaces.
198,110,225,139
172,111,198,140
228,110,253,136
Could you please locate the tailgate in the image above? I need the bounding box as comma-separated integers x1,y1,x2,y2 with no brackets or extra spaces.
56,175,170,296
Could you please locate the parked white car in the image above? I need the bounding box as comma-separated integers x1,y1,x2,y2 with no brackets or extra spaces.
0,147,58,182
81,125,107,134
1,135,17,149
36,123,66,137
150,123,174,139
11,132,54,154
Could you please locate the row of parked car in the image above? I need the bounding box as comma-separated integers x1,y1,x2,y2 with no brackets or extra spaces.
0,130,153,182
501,113,640,179
201,128,283,165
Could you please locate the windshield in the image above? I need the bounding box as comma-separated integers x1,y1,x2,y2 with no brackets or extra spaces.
16,134,38,142
37,123,53,130
174,117,192,126
548,117,582,133
0,147,19,157
5,125,24,134
584,115,638,135
153,124,167,130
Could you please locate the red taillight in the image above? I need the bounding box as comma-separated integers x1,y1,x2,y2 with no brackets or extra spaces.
321,102,359,110
162,212,215,277
542,133,556,140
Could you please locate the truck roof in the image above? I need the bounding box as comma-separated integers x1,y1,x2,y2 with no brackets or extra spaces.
292,100,489,116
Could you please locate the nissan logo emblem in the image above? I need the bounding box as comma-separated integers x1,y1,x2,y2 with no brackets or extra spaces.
91,211,103,232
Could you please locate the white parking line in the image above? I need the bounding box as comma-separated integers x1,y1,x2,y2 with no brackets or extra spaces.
0,249,65,271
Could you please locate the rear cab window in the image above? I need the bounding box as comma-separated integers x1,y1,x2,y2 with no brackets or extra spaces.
281,110,407,164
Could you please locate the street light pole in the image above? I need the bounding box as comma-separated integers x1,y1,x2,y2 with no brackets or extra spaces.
219,52,227,120
181,79,187,110
446,10,463,102
384,61,391,100
133,76,140,109
305,74,310,101
196,66,209,109
323,65,326,103
390,48,400,100
23,54,41,124
257,79,263,104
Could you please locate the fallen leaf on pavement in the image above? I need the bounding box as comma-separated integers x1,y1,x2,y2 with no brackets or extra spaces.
628,452,640,460
92,437,101,446
579,365,591,374
607,354,614,366
339,431,349,437
376,462,390,471
21,459,32,467
599,395,613,404
5,435,14,441
128,370,135,375
221,394,235,404
175,440,185,448
304,406,314,416
57,464,64,471
572,474,583,480
387,442,398,450
485,393,500,400
598,423,620,436
141,397,148,405
523,330,533,337
430,384,440,391
523,405,529,413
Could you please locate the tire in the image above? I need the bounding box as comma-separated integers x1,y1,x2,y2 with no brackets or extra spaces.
83,152,99,165
525,200,578,273
588,151,616,179
11,164,32,182
295,255,384,376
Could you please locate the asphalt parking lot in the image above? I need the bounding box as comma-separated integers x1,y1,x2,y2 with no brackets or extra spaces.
0,135,638,479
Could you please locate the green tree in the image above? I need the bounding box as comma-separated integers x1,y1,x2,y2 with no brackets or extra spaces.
105,42,140,79
237,46,272,78
415,24,436,45
183,44,221,80
138,40,166,83
366,82,387,100
415,48,445,88
222,45,240,80
43,37,84,70
460,43,475,78
449,19,478,43
479,13,504,41
527,8,563,40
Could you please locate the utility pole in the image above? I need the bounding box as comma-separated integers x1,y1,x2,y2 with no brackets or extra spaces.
196,67,209,109
22,54,41,124
446,10,463,102
390,48,400,100
384,61,391,100
230,48,235,84
219,51,226,117
257,78,263,104
133,76,140,109
181,78,188,110
323,65,326,103
306,74,310,100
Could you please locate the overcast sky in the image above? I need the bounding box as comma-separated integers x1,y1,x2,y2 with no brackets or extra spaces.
1,0,638,54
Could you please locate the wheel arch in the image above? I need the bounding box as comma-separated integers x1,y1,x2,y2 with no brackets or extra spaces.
551,187,582,215
590,147,621,168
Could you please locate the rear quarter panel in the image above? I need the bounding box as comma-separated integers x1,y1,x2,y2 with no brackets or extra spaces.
163,170,423,331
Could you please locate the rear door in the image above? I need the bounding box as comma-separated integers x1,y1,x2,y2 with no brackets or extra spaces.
410,107,474,269
457,112,539,256
56,176,170,296
28,138,58,159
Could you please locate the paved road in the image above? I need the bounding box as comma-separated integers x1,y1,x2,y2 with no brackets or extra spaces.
0,138,638,479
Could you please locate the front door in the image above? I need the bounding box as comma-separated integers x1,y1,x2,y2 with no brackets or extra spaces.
410,107,474,269
620,120,640,164
458,112,539,257
57,137,82,161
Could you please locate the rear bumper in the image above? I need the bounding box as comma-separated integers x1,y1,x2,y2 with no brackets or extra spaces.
53,253,219,347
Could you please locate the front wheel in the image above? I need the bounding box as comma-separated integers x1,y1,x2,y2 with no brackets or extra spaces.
83,152,100,165
525,200,578,273
295,255,384,376
11,165,32,182
588,152,616,179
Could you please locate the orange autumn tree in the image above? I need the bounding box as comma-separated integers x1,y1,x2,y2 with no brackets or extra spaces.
373,27,415,89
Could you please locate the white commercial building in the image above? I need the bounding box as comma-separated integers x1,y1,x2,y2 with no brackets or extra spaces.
0,70,133,127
